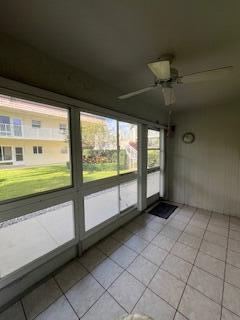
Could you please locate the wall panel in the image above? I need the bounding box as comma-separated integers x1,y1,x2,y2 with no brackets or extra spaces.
168,104,240,217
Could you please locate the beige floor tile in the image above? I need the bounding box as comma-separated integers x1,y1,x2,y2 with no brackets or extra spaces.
229,230,240,241
168,219,187,231
184,224,205,239
188,266,223,303
124,234,148,253
66,274,104,318
91,257,123,289
174,312,188,320
35,296,78,320
225,263,240,289
22,278,62,320
108,271,145,312
133,288,175,320
127,255,158,285
178,233,202,249
223,282,240,317
221,308,240,320
160,225,182,241
148,269,185,308
152,234,176,251
136,227,158,242
141,243,168,266
161,254,192,282
207,224,228,237
179,285,221,320
209,215,229,229
81,292,126,320
171,242,198,264
79,247,107,271
189,217,209,229
195,252,225,279
55,260,88,292
228,238,240,254
227,250,240,268
0,302,25,320
204,231,227,248
97,237,121,255
110,245,137,268
145,220,164,232
200,240,226,261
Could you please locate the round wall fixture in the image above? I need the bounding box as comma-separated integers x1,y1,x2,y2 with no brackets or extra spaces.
182,132,195,144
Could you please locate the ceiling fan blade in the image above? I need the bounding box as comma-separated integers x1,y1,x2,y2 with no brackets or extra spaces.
148,60,171,80
162,87,176,106
179,66,233,84
118,85,157,99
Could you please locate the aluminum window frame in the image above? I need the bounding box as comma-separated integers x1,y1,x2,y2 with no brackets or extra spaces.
80,109,139,233
146,127,165,201
0,76,166,295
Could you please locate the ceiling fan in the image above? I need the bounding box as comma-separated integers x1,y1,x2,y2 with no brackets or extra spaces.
118,55,233,106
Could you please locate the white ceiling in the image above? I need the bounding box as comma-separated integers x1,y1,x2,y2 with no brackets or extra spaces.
0,0,240,110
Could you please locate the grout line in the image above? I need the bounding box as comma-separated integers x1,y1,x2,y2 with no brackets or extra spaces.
6,207,240,320
171,207,211,319
130,205,197,315
53,278,81,320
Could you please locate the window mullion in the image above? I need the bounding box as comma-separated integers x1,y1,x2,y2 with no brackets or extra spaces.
138,123,147,211
116,121,121,213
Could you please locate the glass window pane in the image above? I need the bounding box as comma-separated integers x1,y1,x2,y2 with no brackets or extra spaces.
148,129,160,149
81,112,117,182
0,116,11,136
0,201,75,278
84,187,119,231
147,149,160,169
3,146,12,161
119,121,138,174
147,171,160,198
120,180,137,211
0,94,71,201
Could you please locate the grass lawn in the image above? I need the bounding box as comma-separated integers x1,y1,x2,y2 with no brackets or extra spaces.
0,164,133,201
0,165,71,201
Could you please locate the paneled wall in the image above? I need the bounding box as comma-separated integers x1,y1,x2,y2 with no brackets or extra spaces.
168,104,240,217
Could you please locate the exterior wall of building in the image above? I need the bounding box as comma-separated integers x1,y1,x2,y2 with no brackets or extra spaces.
0,138,69,166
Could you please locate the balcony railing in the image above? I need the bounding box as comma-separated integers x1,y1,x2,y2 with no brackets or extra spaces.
0,123,68,141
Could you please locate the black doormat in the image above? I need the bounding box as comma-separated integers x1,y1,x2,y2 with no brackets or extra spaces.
148,202,177,219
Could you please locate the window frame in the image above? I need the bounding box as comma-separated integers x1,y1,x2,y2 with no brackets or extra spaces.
33,145,43,154
146,127,165,202
80,110,138,188
31,119,41,128
0,77,166,295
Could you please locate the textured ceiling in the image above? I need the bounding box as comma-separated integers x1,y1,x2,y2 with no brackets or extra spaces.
0,0,240,111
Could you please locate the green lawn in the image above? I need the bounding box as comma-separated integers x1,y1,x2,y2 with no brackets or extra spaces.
0,164,132,201
0,165,71,201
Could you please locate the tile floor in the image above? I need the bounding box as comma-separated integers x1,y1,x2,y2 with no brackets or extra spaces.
1,204,240,320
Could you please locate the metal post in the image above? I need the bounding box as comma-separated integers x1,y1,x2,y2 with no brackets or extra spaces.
137,124,148,211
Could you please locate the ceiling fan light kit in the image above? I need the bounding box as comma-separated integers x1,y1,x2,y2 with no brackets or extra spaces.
118,55,233,107
147,60,171,80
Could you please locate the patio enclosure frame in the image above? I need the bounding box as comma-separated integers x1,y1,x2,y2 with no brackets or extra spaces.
0,76,166,305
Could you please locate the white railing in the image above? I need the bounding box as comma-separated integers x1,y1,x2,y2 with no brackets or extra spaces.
125,143,137,169
0,123,68,141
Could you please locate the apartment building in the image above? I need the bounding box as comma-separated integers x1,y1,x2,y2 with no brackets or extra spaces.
0,95,69,166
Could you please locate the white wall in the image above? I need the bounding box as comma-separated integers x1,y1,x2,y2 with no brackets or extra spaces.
168,104,240,217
